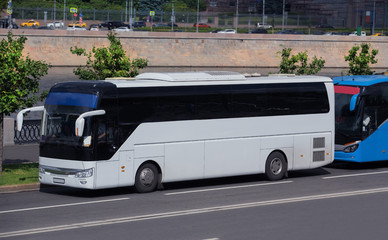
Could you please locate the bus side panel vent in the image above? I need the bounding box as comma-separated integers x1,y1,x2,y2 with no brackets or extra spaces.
313,137,325,149
313,151,325,162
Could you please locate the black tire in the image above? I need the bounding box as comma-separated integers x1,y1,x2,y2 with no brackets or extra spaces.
134,163,158,193
265,151,287,181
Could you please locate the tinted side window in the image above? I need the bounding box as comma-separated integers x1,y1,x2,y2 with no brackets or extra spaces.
117,82,329,123
231,83,329,117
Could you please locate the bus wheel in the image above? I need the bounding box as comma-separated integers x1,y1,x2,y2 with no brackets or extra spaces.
135,163,158,193
265,152,287,181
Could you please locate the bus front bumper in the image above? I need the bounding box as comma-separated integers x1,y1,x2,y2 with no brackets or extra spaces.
39,166,95,189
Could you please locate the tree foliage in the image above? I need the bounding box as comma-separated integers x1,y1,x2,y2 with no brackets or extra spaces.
12,0,205,11
0,0,7,9
344,43,378,75
12,0,136,10
0,31,50,172
70,32,148,80
279,48,325,75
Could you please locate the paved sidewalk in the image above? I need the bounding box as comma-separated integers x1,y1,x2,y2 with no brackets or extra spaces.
3,144,39,164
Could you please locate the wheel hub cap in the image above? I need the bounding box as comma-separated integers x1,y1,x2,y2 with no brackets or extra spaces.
270,158,282,175
140,168,155,186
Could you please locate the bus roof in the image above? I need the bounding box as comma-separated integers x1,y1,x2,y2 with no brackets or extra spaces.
333,75,388,87
104,71,332,88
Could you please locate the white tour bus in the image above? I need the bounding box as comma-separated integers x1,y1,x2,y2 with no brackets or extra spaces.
17,72,334,192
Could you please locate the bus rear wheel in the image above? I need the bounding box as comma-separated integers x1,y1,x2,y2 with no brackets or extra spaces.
265,152,287,181
135,163,158,193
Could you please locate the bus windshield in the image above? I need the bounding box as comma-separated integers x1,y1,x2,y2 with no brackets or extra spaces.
41,92,98,146
334,86,362,144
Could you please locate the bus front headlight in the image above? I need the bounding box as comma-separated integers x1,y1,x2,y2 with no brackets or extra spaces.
75,168,94,178
343,143,359,153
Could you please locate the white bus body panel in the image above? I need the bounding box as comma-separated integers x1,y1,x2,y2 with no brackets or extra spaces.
164,141,204,182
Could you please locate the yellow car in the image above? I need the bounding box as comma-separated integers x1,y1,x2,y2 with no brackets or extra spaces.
20,20,40,27
68,21,87,28
371,33,387,36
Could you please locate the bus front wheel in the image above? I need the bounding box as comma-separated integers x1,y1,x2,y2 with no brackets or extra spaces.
265,152,287,181
135,163,158,193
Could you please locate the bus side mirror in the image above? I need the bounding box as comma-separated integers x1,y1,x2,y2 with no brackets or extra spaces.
349,94,359,112
16,106,44,131
75,110,106,137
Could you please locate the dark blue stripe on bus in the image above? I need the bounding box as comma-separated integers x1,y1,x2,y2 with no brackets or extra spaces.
45,92,98,108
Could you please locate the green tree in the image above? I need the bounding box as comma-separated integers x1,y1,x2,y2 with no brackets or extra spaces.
279,48,325,75
345,43,378,75
70,32,148,80
0,0,8,9
137,0,169,11
0,31,50,172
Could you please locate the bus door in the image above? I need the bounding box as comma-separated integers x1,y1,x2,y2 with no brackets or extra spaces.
360,86,388,161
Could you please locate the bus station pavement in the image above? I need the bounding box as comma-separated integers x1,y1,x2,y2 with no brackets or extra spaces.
1,144,40,193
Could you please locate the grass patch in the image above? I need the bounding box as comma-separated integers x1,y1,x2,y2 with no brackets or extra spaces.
0,163,39,186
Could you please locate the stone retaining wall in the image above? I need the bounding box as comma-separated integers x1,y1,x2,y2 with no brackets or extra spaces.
1,29,388,70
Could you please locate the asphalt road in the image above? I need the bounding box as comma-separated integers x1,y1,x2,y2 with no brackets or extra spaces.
2,161,388,240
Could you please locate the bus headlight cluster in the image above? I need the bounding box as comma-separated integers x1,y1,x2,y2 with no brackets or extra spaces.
39,166,46,174
344,143,359,153
75,168,94,178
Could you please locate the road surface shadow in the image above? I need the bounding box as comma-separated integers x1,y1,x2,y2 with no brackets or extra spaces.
326,160,388,170
38,167,330,197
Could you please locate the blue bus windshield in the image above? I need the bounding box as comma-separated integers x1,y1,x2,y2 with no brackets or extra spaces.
45,92,98,109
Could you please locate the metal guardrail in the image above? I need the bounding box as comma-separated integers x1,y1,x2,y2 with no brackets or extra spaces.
14,119,41,144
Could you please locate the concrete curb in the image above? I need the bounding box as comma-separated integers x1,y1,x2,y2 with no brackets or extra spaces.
0,183,40,194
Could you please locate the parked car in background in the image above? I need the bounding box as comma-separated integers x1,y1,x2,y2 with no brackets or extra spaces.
210,29,222,33
20,20,40,27
371,32,387,36
113,26,132,32
68,21,87,28
67,25,86,31
38,26,53,30
0,18,18,28
217,29,236,34
167,22,178,27
312,31,325,35
89,24,99,31
153,23,168,27
47,21,64,29
194,23,211,28
247,28,268,34
349,31,366,36
133,21,146,28
276,29,304,34
257,22,272,29
101,21,124,30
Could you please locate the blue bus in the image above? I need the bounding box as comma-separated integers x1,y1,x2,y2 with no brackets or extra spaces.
334,75,388,162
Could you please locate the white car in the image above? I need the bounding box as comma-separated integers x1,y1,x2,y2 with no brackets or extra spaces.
113,26,132,32
90,25,99,31
349,31,366,36
47,21,64,29
67,26,86,31
257,22,272,29
217,29,236,34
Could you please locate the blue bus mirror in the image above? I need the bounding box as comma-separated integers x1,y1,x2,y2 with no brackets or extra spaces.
349,94,359,111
